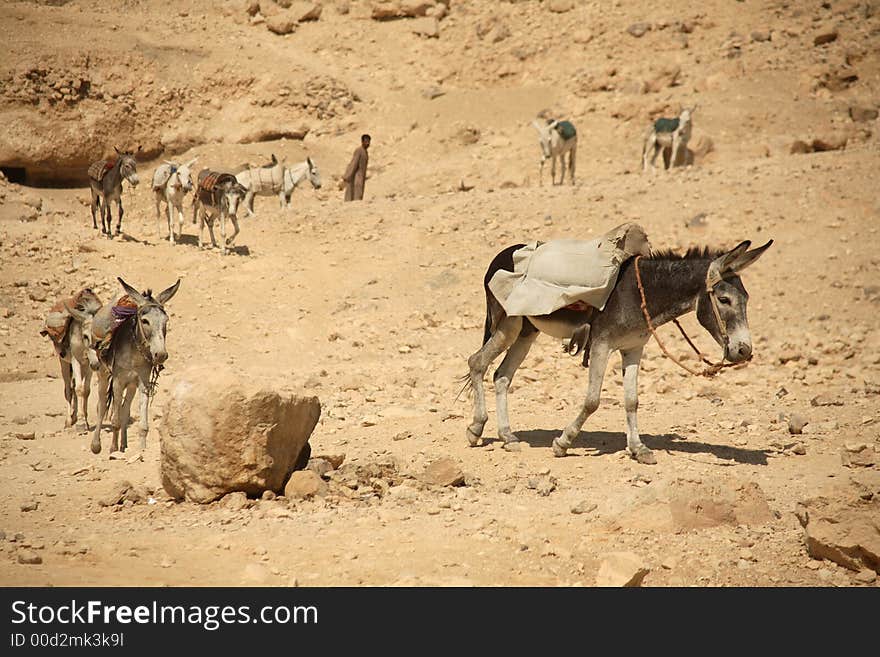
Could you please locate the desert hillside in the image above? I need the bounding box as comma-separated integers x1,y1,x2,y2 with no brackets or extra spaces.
0,0,878,587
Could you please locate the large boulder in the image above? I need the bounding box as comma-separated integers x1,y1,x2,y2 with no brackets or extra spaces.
159,369,321,503
797,492,880,573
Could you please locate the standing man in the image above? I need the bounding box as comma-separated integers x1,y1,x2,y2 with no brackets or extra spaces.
341,134,370,202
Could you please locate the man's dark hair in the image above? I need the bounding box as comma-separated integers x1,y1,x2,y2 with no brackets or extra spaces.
361,134,371,142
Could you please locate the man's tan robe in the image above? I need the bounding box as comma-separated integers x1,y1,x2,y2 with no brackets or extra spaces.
343,145,369,201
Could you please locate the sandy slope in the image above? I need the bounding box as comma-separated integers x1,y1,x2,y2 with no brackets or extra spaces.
0,0,878,586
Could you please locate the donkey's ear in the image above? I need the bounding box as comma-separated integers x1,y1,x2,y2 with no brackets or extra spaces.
307,156,313,167
136,145,143,153
690,104,698,114
117,277,148,306
63,302,90,324
157,279,181,305
531,120,544,133
707,241,750,286
186,157,198,168
728,239,772,274
114,146,121,154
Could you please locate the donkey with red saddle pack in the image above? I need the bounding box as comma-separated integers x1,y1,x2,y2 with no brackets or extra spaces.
88,146,141,236
192,169,248,255
90,277,180,454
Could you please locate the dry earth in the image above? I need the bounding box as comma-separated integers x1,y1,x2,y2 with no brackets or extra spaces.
1,0,879,586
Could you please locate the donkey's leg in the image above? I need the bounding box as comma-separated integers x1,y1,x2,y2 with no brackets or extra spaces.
553,342,611,456
71,357,85,429
91,369,110,454
205,217,218,249
551,155,558,186
559,153,567,186
61,358,76,427
245,191,256,216
569,144,577,185
155,194,163,238
115,198,124,235
79,357,92,431
539,160,544,187
620,346,654,464
137,378,150,450
279,190,286,209
494,328,538,444
109,377,127,453
91,194,99,230
219,212,228,255
466,316,522,446
167,200,175,244
176,202,185,245
117,381,137,453
226,215,240,247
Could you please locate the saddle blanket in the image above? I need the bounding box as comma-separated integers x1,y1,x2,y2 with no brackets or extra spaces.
554,120,577,140
654,117,680,133
40,288,103,346
488,223,651,317
92,295,138,357
87,159,116,182
198,171,223,194
151,164,178,191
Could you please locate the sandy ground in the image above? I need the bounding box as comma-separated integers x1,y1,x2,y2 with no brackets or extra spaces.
1,0,879,586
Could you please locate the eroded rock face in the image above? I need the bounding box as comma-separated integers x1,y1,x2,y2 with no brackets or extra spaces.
159,368,321,503
798,493,880,573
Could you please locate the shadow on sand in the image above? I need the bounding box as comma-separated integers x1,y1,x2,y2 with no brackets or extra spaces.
500,429,769,465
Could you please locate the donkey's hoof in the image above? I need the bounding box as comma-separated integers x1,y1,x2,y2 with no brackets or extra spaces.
465,427,481,447
90,439,102,455
632,448,657,465
552,438,569,457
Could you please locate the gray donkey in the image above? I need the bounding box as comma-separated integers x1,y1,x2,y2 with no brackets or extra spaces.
91,277,180,454
465,239,772,464
88,146,141,236
40,289,103,430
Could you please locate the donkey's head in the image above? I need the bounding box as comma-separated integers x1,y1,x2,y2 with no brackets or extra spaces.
117,277,181,365
679,105,697,129
175,158,197,193
306,156,322,189
222,181,249,218
63,299,99,351
114,146,141,187
696,240,772,364
531,119,557,161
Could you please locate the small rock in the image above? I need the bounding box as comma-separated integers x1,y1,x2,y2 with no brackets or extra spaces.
220,491,249,511
547,0,574,12
854,569,877,584
751,30,771,42
792,443,807,456
849,106,878,123
627,22,651,38
20,501,38,512
392,430,412,441
284,470,328,499
788,413,809,435
421,458,465,487
266,14,296,35
306,458,333,478
410,16,439,38
13,432,36,441
811,394,842,407
260,490,276,501
422,86,444,100
596,552,649,587
813,29,838,46
17,550,42,565
841,443,876,468
571,500,598,515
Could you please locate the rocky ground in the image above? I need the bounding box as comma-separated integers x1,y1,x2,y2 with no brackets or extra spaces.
0,0,879,586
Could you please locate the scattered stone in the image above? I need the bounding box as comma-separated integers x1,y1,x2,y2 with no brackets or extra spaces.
315,453,345,470
260,490,276,501
841,444,876,468
849,106,878,122
220,491,249,511
13,432,36,440
627,22,651,38
527,474,557,496
410,16,439,38
571,500,598,515
422,86,444,100
421,458,465,487
307,458,333,478
854,569,877,584
811,134,848,152
811,394,843,407
798,495,880,573
813,29,838,46
159,369,320,503
287,1,322,21
596,552,649,587
751,30,771,42
99,480,147,507
17,550,42,565
20,500,38,512
392,430,413,441
266,14,297,35
284,470,328,499
792,443,807,456
686,212,708,228
547,0,574,12
789,413,809,435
